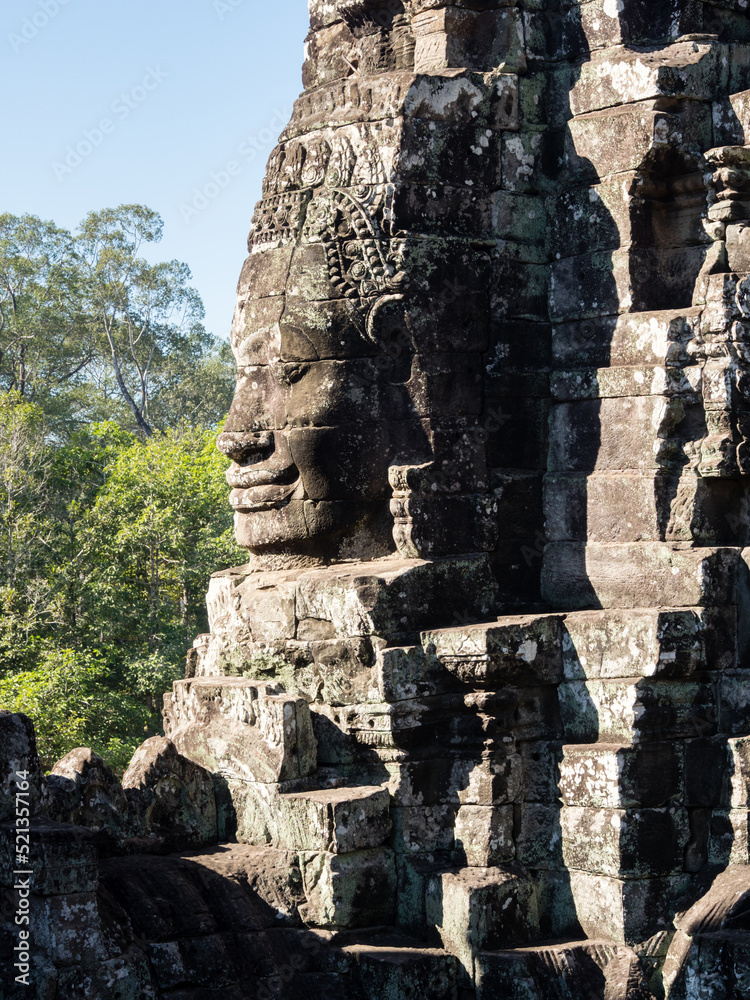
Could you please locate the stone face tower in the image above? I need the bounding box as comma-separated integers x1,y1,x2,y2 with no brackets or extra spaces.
5,2,750,998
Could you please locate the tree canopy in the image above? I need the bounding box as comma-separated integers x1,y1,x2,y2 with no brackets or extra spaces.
0,204,234,437
0,206,242,771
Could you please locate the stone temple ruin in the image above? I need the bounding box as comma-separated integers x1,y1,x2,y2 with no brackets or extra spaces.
5,0,750,997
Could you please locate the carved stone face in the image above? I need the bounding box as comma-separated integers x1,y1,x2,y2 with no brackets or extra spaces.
217,181,492,566
217,200,430,566
218,55,500,568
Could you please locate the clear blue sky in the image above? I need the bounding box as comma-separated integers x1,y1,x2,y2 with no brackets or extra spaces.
1,0,311,340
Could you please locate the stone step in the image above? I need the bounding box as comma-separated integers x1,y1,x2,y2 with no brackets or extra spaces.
164,677,317,784
199,555,499,652
420,615,563,689
561,608,731,682
565,870,690,948
340,932,461,1000
558,675,718,744
476,939,652,1000
424,863,541,983
229,780,392,855
299,847,397,930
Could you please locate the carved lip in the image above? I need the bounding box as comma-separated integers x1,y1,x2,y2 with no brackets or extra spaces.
229,481,300,513
226,464,297,490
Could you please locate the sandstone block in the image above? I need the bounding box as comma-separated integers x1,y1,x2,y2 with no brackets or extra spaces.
232,781,391,854
391,493,499,559
377,645,451,703
565,101,712,180
561,608,716,681
412,6,525,74
0,712,42,821
396,119,502,189
41,748,127,835
476,940,647,1000
501,132,548,194
421,615,563,687
491,257,549,323
122,736,217,850
519,742,561,804
545,473,746,546
515,803,564,871
570,41,722,116
453,805,514,866
403,71,519,130
426,864,540,980
294,637,376,706
164,677,317,784
395,851,453,938
543,542,745,611
549,174,637,259
719,671,750,736
560,805,690,878
299,847,396,929
449,754,524,807
730,737,750,807
726,223,750,273
559,743,683,809
532,869,584,943
558,677,717,744
346,942,460,1000
568,870,691,946
391,805,455,855
32,891,109,965
548,395,697,474
54,953,155,1000
295,555,498,638
0,820,98,895
685,738,734,808
552,308,701,370
709,809,750,865
386,753,521,809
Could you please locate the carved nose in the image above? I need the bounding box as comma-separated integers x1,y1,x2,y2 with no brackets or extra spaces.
216,430,274,462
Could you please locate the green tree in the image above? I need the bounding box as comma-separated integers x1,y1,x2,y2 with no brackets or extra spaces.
79,426,241,651
0,205,241,772
0,213,89,423
0,645,152,771
0,208,234,437
77,205,232,437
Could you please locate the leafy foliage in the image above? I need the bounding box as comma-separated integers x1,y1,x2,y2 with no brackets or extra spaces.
0,205,243,772
0,206,235,437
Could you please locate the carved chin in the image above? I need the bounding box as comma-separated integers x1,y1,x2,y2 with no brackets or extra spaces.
234,500,394,563
234,501,312,551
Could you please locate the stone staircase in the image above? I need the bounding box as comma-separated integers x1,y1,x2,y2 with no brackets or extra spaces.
4,596,748,997
154,599,750,998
